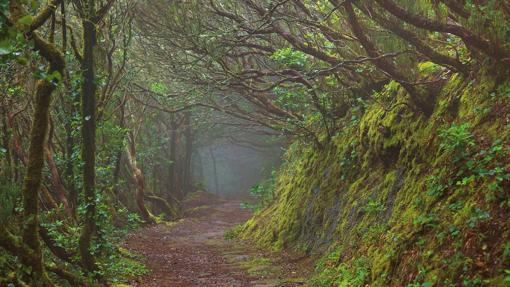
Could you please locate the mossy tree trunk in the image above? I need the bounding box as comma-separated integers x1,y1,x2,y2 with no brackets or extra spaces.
341,1,435,114
79,0,99,272
45,146,72,216
145,194,181,219
125,133,154,223
1,106,12,181
8,1,64,285
19,54,59,287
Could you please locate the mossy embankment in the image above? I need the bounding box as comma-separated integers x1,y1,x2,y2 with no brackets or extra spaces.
239,69,510,286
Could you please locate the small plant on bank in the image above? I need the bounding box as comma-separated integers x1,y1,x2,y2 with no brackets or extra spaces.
241,170,277,212
438,123,475,161
362,199,386,214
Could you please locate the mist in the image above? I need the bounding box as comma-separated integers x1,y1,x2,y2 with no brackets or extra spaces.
193,135,283,197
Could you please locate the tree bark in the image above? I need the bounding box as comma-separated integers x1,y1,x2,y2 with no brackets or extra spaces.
79,1,98,272
125,135,154,223
8,2,64,285
341,1,435,114
1,107,12,181
145,194,181,219
45,146,72,216
359,4,469,74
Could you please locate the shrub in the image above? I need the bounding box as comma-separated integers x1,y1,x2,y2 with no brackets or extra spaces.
438,123,475,160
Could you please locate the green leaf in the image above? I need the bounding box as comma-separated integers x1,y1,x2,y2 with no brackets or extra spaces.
0,47,10,56
17,15,33,26
0,40,12,56
51,71,62,82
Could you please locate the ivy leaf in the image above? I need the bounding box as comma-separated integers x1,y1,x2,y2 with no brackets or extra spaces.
17,15,33,26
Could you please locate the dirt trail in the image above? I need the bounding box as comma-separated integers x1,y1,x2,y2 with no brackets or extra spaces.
125,193,311,287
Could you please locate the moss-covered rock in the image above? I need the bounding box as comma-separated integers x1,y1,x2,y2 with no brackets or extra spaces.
240,70,510,286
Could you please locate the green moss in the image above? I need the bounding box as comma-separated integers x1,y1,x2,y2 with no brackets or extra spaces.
240,68,510,286
224,224,244,240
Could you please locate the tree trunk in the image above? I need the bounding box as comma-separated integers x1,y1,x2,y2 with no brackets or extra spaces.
359,4,469,74
45,146,72,216
182,111,193,195
1,107,12,181
168,115,183,199
145,194,181,219
79,5,98,272
125,136,154,223
8,2,65,284
209,147,219,195
20,77,55,286
341,1,435,114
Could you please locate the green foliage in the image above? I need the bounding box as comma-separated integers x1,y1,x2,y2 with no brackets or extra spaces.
17,15,33,26
425,175,447,198
224,224,244,240
312,251,369,287
362,199,385,214
503,242,510,258
418,61,442,75
439,123,475,160
443,137,510,209
504,269,510,284
385,80,401,94
149,82,168,94
462,276,483,287
466,0,510,43
34,69,62,86
241,71,510,286
95,250,148,284
413,213,438,229
0,26,32,65
0,182,20,225
339,140,359,180
273,85,309,112
467,208,490,228
241,170,276,211
362,223,388,244
496,83,510,98
270,48,309,69
310,247,342,286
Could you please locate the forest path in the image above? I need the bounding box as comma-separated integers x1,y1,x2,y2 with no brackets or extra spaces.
125,193,311,287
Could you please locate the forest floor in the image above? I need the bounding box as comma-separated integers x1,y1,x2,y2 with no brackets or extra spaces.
124,192,312,287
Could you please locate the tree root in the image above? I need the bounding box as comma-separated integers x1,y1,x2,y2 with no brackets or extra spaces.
145,194,182,220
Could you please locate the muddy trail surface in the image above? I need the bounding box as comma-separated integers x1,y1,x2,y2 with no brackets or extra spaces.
125,193,312,287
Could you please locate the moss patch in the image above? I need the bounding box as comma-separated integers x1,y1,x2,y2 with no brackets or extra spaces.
240,69,510,286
